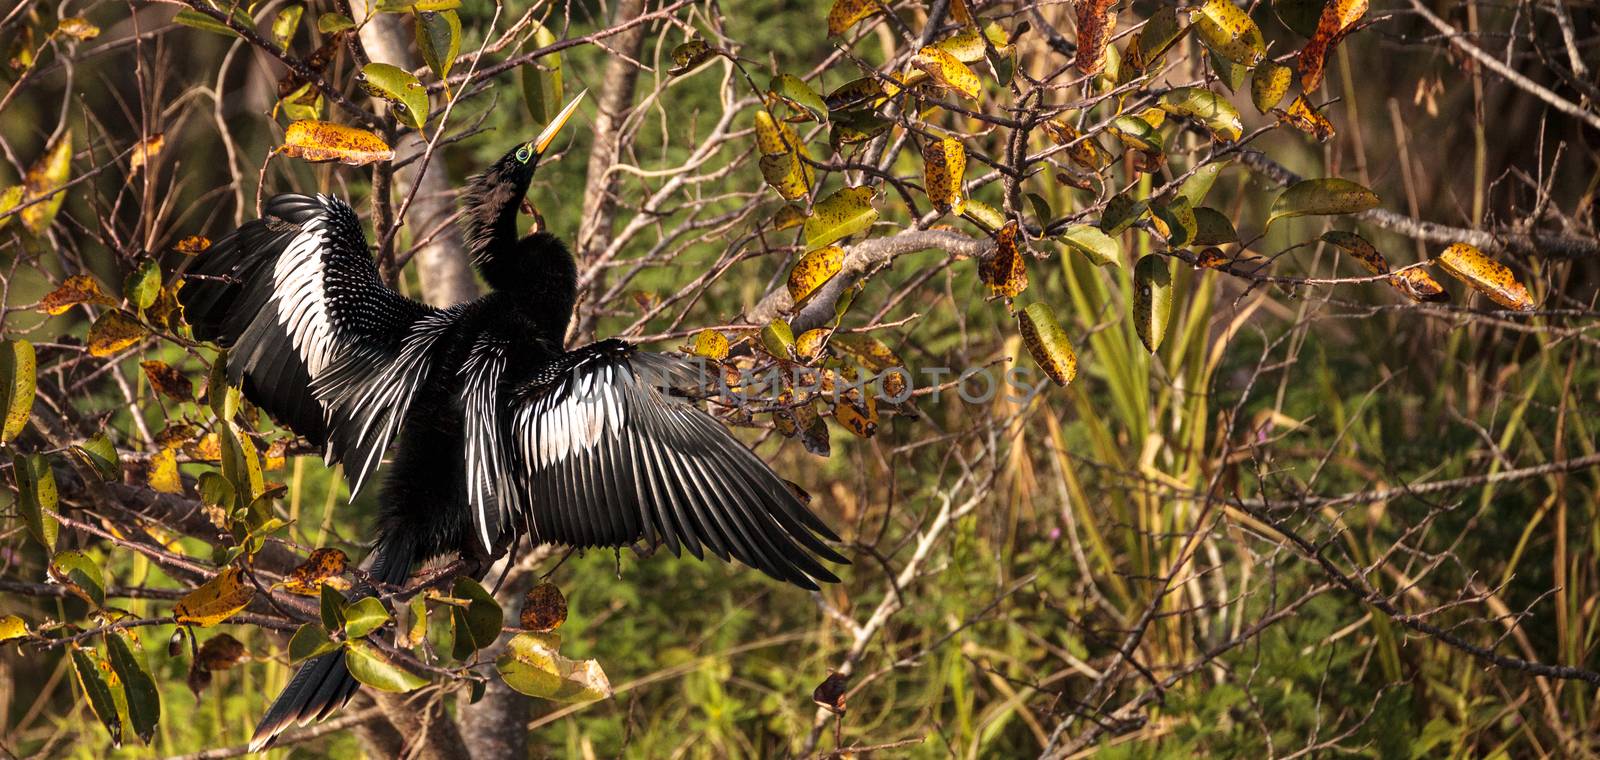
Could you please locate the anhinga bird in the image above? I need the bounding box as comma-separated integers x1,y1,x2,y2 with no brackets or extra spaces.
179,95,845,750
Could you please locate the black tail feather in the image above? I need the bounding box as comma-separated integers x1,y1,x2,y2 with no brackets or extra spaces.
249,534,416,751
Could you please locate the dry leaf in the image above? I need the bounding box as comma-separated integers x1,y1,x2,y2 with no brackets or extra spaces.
39,275,113,315
910,46,982,100
1279,95,1335,141
278,120,395,165
281,548,350,595
980,222,1028,298
788,246,844,305
175,567,255,626
1434,242,1535,311
1299,0,1367,91
519,582,567,632
87,311,146,357
1073,0,1118,74
922,137,966,214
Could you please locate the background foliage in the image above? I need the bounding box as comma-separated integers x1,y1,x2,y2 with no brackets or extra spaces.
2,0,1598,757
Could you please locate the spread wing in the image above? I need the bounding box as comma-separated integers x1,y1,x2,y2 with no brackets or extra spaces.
479,340,846,590
180,193,449,495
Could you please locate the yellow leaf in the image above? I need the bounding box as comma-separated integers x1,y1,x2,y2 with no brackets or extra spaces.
87,311,146,357
22,130,73,235
773,204,807,231
280,548,351,595
795,328,829,360
827,0,877,36
39,274,113,315
174,567,255,627
910,46,982,100
278,120,395,166
833,395,878,438
1298,0,1367,91
1041,119,1107,172
690,329,729,361
1279,95,1335,142
1434,243,1536,311
1251,61,1293,113
1192,0,1265,66
0,185,23,231
55,17,101,40
129,133,164,175
0,614,27,643
787,246,844,304
1018,303,1077,386
1265,178,1378,229
980,222,1028,298
496,632,613,702
174,235,213,254
1321,230,1388,275
922,137,966,214
148,446,182,494
804,186,878,251
1390,267,1450,304
2,340,36,444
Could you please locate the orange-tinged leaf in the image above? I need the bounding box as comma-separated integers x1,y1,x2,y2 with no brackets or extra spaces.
129,133,164,175
788,246,844,304
1279,95,1335,141
691,329,729,361
1390,267,1450,303
140,361,194,401
922,137,966,214
1298,0,1366,91
834,396,877,438
1018,303,1077,386
1321,230,1388,275
773,204,807,231
278,120,395,165
22,130,73,235
174,235,212,254
980,222,1029,298
520,582,567,632
1073,0,1118,74
1434,242,1535,311
1192,0,1265,66
174,567,254,626
827,0,877,36
1042,119,1107,172
281,548,350,595
39,275,113,315
910,46,982,100
87,311,146,357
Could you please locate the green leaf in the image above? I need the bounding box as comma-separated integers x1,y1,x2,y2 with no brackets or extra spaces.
804,186,877,251
271,4,303,49
1110,115,1162,154
1133,5,1186,67
52,550,105,607
344,640,429,692
760,319,796,359
1192,207,1240,245
317,12,355,34
1210,49,1248,93
1,338,36,443
13,453,58,550
521,21,562,125
1177,161,1227,208
1265,178,1380,229
1159,87,1243,141
289,622,339,662
106,634,161,745
1099,193,1148,235
320,584,347,631
451,577,503,655
1153,197,1198,247
1017,303,1078,386
769,74,828,122
496,632,613,702
358,63,429,130
124,258,162,311
1057,224,1121,267
72,433,120,481
173,8,250,38
669,40,718,76
343,596,391,639
71,648,123,746
960,199,1006,233
414,10,461,88
1133,255,1174,353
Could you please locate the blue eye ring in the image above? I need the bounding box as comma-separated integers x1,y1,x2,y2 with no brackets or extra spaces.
515,145,533,163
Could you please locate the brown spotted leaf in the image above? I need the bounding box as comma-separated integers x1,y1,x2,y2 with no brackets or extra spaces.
1073,0,1118,74
1265,178,1378,229
691,329,730,361
278,120,395,166
1018,303,1078,386
1298,0,1366,91
910,46,982,100
1192,0,1265,66
1278,95,1335,141
39,275,114,315
281,548,350,595
1434,242,1535,311
1321,230,1388,275
922,137,966,214
174,235,212,254
804,186,877,251
827,0,877,36
520,582,568,632
140,360,194,401
1390,267,1450,303
788,246,844,305
21,130,73,235
175,567,254,627
980,222,1029,298
1250,61,1293,113
87,311,146,357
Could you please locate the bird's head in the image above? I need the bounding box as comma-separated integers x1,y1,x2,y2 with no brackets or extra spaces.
463,90,587,263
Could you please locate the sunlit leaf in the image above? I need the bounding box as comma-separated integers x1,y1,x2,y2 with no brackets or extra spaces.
1279,95,1335,141
520,582,567,632
827,0,877,36
980,221,1028,298
175,567,254,626
961,198,1006,233
759,151,812,201
344,596,391,639
1321,229,1388,275
1111,115,1162,156
1192,0,1265,66
834,395,877,438
1133,254,1173,353
1057,224,1121,267
271,5,302,48
22,129,72,235
71,649,123,746
1390,267,1450,304
825,77,889,112
773,204,807,232
279,119,395,165
414,10,461,88
788,246,844,305
287,622,338,663
106,634,161,744
1265,177,1378,229
496,632,613,702
51,550,105,607
146,445,182,494
795,328,829,360
1018,303,1077,386
761,319,795,359
1299,0,1367,91
0,615,27,643
1434,242,1535,311
520,22,562,123
357,63,429,130
1160,87,1242,141
1251,61,1293,113
174,235,213,255
669,39,717,76
282,547,350,595
910,46,982,100
0,185,23,232
2,339,36,443
55,17,101,41
125,258,162,311
86,310,145,358
804,186,877,251
346,639,429,692
1073,0,1118,74
1177,161,1227,208
128,133,164,175
1132,5,1185,69
1041,118,1107,172
690,329,730,361
13,453,58,550
922,137,966,214
770,74,828,122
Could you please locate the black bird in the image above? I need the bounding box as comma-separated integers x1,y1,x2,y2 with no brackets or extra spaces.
179,95,845,750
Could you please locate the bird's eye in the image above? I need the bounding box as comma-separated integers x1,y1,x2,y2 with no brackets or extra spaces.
515,145,533,163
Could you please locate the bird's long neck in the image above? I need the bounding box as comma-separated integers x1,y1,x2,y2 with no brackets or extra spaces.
460,169,525,268
482,232,578,348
